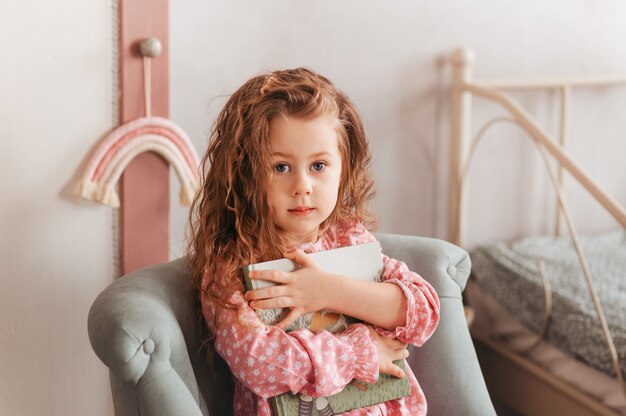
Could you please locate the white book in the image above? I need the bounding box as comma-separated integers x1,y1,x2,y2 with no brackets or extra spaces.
242,241,384,329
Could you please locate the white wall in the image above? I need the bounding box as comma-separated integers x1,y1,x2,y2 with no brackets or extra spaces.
3,1,626,415
169,0,626,252
1,1,114,415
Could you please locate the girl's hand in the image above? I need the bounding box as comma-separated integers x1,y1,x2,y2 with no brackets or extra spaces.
244,249,332,330
367,326,409,379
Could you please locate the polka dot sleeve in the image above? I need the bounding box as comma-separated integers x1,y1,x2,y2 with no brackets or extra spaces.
207,293,379,399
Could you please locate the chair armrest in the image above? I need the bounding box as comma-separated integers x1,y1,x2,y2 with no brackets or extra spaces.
377,234,496,416
376,233,471,298
88,259,208,416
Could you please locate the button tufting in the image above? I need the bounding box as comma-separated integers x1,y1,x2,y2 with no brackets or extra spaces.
143,339,155,354
447,264,457,277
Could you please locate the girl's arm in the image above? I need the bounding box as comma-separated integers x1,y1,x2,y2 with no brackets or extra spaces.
246,223,440,346
365,253,440,346
325,260,409,330
248,249,407,330
206,292,381,399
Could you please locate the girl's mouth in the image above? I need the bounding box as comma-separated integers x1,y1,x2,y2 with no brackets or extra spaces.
288,207,315,216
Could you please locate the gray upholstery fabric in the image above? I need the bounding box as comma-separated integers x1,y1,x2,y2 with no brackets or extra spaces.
88,234,495,415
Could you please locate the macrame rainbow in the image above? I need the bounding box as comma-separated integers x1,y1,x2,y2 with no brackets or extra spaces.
75,116,201,207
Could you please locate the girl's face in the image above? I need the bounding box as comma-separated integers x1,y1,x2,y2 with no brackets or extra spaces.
267,114,343,244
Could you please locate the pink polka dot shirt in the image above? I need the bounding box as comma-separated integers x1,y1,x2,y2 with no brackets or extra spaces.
201,221,440,415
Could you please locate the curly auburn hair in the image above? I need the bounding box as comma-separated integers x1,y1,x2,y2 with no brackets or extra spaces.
187,69,377,412
187,67,376,317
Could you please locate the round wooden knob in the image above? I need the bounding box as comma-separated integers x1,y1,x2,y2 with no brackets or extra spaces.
450,48,475,67
139,37,162,58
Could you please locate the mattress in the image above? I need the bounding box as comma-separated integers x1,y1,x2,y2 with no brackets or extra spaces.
469,230,626,380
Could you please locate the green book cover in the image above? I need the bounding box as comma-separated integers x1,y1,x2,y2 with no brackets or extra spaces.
242,242,412,416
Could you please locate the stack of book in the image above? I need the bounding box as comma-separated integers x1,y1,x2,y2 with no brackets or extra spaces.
243,242,411,416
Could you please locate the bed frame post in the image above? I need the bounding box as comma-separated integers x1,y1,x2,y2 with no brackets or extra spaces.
555,86,570,237
448,48,475,247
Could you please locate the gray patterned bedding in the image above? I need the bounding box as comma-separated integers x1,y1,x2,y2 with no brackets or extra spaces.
470,230,626,379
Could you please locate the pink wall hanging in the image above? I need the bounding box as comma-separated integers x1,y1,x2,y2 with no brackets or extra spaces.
75,37,200,209
75,115,199,207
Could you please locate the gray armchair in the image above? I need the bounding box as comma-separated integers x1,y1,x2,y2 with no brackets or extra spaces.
88,234,495,415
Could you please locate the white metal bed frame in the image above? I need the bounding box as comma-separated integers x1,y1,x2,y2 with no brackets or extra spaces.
447,48,626,416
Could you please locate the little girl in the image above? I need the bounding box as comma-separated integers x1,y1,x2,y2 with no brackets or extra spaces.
188,68,440,416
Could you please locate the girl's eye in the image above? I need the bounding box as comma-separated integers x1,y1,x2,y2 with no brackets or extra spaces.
311,161,326,172
274,163,290,173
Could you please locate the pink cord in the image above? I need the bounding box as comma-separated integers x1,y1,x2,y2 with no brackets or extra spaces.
143,56,151,117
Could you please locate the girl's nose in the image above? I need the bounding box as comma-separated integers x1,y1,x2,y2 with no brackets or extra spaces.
292,172,313,196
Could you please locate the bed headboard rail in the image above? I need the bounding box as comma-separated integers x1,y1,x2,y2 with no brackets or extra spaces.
447,48,626,247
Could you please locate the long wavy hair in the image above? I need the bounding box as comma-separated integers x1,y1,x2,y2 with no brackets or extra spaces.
188,67,376,317
187,68,376,414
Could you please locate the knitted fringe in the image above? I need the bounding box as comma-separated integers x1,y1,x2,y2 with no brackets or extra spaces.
76,177,198,208
74,178,120,207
